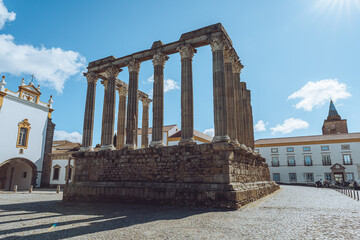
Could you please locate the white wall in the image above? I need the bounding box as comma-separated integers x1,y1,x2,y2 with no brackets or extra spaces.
0,95,48,171
50,159,74,185
256,141,360,184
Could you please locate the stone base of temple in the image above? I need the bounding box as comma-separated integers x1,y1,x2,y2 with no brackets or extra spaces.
63,143,279,209
63,181,279,209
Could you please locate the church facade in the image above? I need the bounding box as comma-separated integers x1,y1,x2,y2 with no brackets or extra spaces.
0,76,55,190
255,101,360,184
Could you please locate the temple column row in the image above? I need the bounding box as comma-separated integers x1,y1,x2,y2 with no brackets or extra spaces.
81,35,254,151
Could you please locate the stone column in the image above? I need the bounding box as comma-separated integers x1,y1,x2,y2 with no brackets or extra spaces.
150,53,168,147
233,61,245,145
240,82,248,147
100,80,107,146
178,45,196,145
210,36,230,143
141,98,151,148
247,89,255,149
116,86,127,150
224,49,239,145
80,72,98,151
125,59,141,149
101,66,121,150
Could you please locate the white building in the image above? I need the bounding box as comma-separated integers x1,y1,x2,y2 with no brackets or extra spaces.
0,76,55,190
49,140,80,187
255,101,360,184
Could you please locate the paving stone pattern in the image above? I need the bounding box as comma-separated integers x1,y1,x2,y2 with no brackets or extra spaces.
1,185,359,239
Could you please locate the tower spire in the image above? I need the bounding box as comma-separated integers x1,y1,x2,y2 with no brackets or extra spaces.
327,100,340,120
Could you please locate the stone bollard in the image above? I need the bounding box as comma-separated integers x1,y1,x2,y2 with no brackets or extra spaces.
357,191,359,201
354,190,356,200
29,185,33,193
13,185,17,193
56,185,61,193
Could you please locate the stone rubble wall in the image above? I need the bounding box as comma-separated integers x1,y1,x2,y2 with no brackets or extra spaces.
64,143,279,209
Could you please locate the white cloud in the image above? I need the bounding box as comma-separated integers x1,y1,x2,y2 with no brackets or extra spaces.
145,75,180,93
0,1,86,93
254,120,268,132
147,75,154,83
203,128,215,137
271,118,309,135
54,131,82,143
288,79,351,111
0,34,86,93
0,0,15,30
164,79,180,92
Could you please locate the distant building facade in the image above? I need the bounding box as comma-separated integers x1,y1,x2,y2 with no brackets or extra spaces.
255,101,360,184
0,76,55,190
49,141,80,187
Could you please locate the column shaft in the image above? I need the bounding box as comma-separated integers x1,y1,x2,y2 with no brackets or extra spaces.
150,53,168,147
116,87,127,149
100,81,107,145
240,82,248,146
178,45,196,145
101,66,121,150
80,72,98,151
224,49,238,144
247,90,255,149
125,60,141,149
233,61,245,145
210,36,229,142
141,99,151,148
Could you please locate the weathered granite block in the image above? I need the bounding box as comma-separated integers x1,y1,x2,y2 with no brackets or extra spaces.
63,143,279,209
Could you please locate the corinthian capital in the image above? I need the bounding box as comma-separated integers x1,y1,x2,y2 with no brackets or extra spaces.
84,71,99,84
117,86,128,97
127,59,141,73
177,45,197,59
142,97,152,107
224,49,236,64
152,53,169,67
233,60,244,73
209,36,226,52
104,66,122,79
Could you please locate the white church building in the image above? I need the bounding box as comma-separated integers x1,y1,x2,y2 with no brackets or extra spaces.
0,76,55,190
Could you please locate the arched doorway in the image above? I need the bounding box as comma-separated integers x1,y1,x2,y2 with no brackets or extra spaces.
0,158,37,190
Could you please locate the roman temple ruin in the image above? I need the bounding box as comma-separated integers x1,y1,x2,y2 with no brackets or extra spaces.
63,23,279,209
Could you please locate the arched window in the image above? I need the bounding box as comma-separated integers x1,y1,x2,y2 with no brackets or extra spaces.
17,119,31,149
53,165,61,180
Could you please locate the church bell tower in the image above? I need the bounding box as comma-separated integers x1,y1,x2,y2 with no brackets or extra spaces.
322,100,348,135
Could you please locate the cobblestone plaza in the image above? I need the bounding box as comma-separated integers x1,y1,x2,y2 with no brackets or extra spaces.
1,185,359,239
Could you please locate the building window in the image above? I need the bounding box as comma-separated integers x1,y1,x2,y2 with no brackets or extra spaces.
53,165,60,180
271,156,279,167
271,148,278,153
273,173,280,182
343,154,352,165
22,172,27,178
16,119,31,149
341,144,350,150
346,173,354,181
324,173,332,181
322,155,331,166
321,145,329,151
289,173,297,182
303,146,311,152
287,156,296,166
304,155,312,166
287,147,294,152
306,173,314,182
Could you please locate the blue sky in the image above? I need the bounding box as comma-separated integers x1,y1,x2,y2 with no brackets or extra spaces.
1,0,359,144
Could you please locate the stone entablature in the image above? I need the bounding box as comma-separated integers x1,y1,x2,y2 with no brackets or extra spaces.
64,143,278,209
